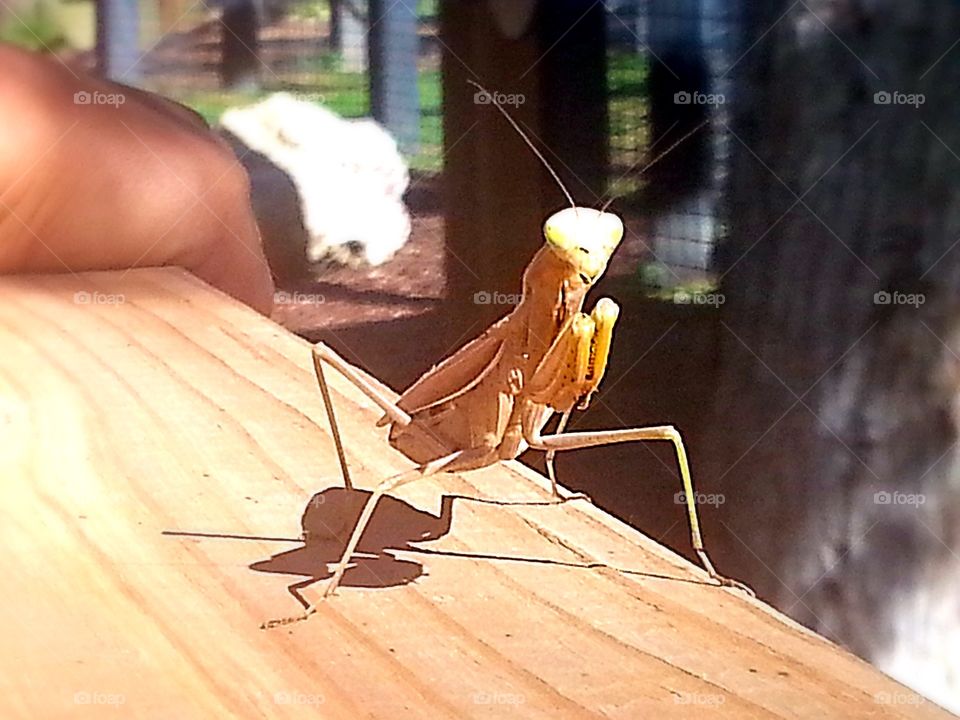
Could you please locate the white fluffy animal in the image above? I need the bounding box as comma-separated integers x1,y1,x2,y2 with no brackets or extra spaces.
220,93,411,266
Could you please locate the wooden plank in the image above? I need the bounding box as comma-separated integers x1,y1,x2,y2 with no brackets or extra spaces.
0,267,950,719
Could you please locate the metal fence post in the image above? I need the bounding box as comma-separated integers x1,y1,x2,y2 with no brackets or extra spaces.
95,0,141,83
369,0,420,155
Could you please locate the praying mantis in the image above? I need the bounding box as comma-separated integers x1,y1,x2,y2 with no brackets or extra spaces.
277,81,752,623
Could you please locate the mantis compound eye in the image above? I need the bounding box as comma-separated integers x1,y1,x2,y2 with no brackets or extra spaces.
544,220,572,250
600,214,624,251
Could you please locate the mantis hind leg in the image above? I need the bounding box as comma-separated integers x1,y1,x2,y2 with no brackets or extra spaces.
312,342,413,490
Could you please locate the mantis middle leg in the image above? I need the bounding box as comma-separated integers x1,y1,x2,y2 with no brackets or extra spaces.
531,425,754,595
522,300,753,594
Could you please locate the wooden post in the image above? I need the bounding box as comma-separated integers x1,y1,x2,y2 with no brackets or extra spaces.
439,0,607,337
538,0,609,203
220,0,261,90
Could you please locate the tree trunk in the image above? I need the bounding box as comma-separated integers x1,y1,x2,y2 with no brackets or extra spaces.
328,0,342,49
709,0,960,707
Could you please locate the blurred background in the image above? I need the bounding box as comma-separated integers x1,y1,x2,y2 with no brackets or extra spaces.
4,0,958,712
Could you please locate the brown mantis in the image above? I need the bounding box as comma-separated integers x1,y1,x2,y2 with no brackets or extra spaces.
279,81,752,623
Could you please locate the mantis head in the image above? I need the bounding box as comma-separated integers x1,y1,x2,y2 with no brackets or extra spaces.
543,207,624,284
467,77,704,288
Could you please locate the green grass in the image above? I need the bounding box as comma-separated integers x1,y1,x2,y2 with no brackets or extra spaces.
175,49,647,180
176,63,443,172
413,69,442,172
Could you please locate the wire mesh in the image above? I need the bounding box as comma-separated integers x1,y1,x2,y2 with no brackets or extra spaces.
605,0,743,286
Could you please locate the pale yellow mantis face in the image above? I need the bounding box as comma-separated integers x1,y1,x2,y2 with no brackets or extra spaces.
543,207,624,284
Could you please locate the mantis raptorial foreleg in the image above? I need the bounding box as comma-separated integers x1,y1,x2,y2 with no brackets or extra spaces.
312,343,413,490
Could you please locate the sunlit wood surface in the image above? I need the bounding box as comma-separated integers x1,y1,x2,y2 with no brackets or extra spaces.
0,268,951,719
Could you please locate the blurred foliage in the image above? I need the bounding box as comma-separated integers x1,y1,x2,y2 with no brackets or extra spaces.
636,260,719,305
285,0,435,24
287,0,330,21
416,0,437,18
0,0,67,51
635,260,719,301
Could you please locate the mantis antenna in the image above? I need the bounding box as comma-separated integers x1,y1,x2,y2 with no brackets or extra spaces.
600,118,711,211
466,79,576,209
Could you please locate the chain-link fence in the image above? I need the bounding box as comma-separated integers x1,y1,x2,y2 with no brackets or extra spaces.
606,0,744,287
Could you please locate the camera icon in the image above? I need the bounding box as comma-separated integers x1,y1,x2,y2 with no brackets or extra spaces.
673,289,691,304
473,90,492,105
873,91,891,105
473,290,492,304
873,290,891,305
673,91,692,105
74,90,91,105
73,290,91,304
874,491,892,504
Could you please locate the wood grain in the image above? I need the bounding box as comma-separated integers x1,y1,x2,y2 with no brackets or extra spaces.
0,268,950,719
